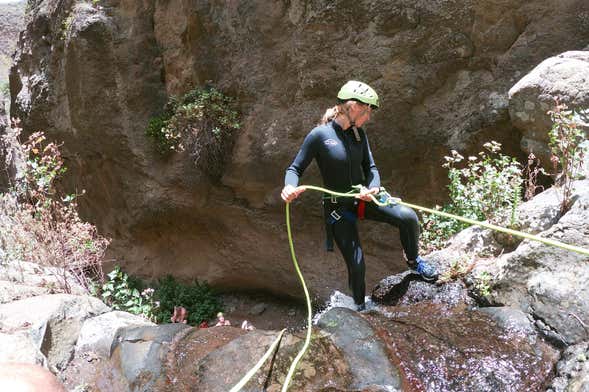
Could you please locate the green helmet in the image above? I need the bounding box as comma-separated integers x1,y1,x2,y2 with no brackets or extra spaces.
337,80,379,108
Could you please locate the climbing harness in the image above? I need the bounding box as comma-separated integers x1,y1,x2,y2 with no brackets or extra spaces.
230,184,589,392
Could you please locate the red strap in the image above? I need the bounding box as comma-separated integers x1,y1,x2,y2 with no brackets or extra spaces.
357,200,366,220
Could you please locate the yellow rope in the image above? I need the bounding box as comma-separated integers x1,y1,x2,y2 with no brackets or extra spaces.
229,329,287,392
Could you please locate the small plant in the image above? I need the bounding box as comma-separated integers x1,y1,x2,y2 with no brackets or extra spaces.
473,271,492,297
420,141,523,252
547,103,588,215
523,153,546,201
101,266,158,322
61,14,74,40
153,275,222,325
146,87,241,179
438,256,474,284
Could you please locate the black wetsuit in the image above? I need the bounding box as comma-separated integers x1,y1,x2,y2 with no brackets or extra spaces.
284,120,420,306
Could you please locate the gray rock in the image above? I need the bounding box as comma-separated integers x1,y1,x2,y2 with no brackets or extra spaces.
0,261,86,301
248,302,267,315
477,306,536,339
76,311,155,359
0,280,51,304
547,342,589,392
509,51,589,166
316,307,402,391
0,294,109,371
110,323,190,392
0,331,46,365
491,181,589,345
373,271,474,309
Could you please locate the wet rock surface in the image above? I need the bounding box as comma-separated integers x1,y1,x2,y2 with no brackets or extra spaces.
366,302,559,392
316,307,402,391
372,271,475,308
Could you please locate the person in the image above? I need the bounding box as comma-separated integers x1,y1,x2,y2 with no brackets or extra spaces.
241,320,255,331
281,80,438,311
170,306,188,324
215,312,231,326
0,362,66,392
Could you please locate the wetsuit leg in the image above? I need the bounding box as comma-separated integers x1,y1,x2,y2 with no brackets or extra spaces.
331,218,366,305
364,202,420,261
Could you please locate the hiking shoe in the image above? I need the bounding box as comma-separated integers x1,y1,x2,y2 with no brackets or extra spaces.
408,256,438,281
356,303,366,312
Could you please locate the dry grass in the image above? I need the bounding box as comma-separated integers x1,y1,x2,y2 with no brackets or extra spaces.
0,124,109,293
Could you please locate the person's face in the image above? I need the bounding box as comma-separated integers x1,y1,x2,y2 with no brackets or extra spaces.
351,101,373,127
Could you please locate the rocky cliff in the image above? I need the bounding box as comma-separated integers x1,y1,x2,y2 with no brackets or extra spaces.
8,0,589,298
0,1,25,85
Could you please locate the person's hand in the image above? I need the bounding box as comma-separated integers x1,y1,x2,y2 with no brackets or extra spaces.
356,186,379,202
281,185,306,203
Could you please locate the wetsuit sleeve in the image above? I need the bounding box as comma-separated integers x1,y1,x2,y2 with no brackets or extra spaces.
284,129,319,187
362,134,381,189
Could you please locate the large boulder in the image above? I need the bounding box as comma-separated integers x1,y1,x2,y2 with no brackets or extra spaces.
508,51,589,165
316,307,402,391
0,294,109,371
491,182,589,346
8,0,589,300
108,323,190,392
75,311,155,359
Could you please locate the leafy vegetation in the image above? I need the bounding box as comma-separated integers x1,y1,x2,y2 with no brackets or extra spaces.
473,271,492,297
146,87,241,180
420,141,523,252
547,103,588,215
101,266,158,321
100,266,222,324
153,275,222,325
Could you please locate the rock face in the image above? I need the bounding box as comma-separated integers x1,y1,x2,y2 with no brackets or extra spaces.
8,0,589,299
0,0,25,83
491,181,589,346
509,51,589,166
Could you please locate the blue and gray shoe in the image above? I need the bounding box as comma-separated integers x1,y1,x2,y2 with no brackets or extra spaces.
408,256,438,281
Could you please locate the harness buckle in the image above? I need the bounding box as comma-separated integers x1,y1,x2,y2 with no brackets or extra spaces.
330,195,338,203
330,210,341,221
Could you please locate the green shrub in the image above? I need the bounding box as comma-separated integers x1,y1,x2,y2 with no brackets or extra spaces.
547,103,588,215
101,266,158,322
154,275,222,325
473,271,492,297
146,87,241,179
420,141,523,252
